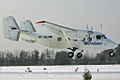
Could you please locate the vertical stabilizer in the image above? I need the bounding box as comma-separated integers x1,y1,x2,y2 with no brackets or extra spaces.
21,20,36,32
3,16,20,41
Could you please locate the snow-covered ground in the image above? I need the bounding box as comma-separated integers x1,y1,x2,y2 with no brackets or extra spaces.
0,65,120,80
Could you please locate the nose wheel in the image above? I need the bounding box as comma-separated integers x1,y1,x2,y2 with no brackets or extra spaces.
109,49,115,57
109,52,115,57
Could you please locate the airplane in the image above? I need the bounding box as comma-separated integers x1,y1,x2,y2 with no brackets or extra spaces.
3,16,118,58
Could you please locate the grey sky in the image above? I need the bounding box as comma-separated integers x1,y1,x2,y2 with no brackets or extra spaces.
0,0,120,51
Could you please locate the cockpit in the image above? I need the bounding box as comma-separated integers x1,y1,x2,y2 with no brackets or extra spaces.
96,35,107,40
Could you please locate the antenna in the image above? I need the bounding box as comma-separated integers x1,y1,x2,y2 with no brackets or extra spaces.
100,24,102,33
91,26,93,31
86,24,89,31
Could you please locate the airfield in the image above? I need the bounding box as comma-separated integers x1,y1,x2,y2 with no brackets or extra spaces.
0,65,120,80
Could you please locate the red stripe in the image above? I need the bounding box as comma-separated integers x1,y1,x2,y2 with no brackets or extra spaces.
36,21,45,24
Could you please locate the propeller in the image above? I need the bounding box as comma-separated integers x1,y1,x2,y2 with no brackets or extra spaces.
86,24,94,42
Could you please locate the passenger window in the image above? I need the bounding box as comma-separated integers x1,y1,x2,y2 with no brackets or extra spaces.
96,35,101,40
44,36,47,38
57,37,62,41
48,36,52,38
38,36,42,38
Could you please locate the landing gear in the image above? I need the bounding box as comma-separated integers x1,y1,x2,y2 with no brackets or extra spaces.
109,52,115,57
77,52,83,58
68,50,84,58
109,49,115,57
68,52,74,58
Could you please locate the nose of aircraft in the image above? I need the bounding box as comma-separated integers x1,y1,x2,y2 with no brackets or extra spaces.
106,39,118,49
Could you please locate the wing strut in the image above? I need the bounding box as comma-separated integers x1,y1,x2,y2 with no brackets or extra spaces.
62,31,78,51
62,31,71,48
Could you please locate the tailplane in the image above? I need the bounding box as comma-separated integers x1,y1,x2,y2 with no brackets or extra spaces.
3,16,20,41
21,20,36,32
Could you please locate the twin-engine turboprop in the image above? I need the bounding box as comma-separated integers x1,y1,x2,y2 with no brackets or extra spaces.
3,16,118,58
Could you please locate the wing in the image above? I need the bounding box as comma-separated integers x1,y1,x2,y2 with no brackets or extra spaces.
36,21,76,34
36,21,78,50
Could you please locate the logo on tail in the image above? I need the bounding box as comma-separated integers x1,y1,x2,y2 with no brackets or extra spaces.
10,26,17,30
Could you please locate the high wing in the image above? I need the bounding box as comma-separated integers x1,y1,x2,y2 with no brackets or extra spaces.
36,21,78,50
36,21,76,34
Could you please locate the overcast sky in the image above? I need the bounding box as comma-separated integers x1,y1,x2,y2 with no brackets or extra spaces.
0,0,120,51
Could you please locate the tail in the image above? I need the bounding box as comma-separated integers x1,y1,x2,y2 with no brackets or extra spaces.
20,20,36,32
3,16,21,41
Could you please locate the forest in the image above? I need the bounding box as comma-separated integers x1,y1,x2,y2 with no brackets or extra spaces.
0,44,120,66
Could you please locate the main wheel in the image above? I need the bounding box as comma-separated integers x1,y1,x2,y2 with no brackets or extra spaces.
77,53,83,58
68,52,74,58
109,52,115,57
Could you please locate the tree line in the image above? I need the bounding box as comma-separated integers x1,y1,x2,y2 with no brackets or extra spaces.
0,45,120,66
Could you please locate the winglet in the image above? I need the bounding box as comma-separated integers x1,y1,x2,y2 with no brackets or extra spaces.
36,21,46,24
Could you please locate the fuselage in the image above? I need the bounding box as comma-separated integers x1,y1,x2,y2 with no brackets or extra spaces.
20,29,117,53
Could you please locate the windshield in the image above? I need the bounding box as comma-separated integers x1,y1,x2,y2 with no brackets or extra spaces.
102,35,107,39
96,35,107,40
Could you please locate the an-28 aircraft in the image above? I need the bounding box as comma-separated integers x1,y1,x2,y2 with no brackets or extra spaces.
3,16,118,58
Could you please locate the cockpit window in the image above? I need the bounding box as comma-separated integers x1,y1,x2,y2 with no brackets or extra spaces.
102,35,107,39
96,35,107,40
96,35,101,40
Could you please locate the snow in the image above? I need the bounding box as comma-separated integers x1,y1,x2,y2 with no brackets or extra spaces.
0,65,120,80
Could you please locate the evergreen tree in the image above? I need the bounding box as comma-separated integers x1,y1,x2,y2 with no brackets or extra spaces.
32,50,39,65
54,51,72,65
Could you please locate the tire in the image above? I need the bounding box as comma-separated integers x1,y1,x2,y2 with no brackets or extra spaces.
68,52,74,58
77,53,83,58
109,52,115,57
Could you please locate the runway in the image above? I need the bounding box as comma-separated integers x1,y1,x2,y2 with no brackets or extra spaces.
0,65,120,80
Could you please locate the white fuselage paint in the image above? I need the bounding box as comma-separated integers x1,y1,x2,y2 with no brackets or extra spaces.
20,29,117,54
